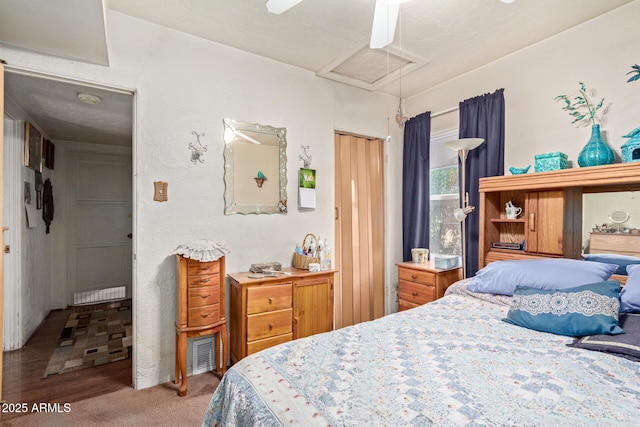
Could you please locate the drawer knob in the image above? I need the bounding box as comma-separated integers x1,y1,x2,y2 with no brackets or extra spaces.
411,274,417,279
200,278,210,283
268,297,273,304
200,313,210,318
268,323,274,330
201,267,211,271
201,294,210,299
412,291,418,296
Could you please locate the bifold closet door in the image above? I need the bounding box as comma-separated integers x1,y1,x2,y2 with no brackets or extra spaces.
334,133,385,329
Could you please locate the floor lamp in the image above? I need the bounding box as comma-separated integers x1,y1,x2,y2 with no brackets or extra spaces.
444,138,484,279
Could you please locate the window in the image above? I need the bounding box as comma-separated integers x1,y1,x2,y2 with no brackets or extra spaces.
429,131,461,257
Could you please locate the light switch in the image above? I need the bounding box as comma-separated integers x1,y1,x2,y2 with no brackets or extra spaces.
154,181,168,202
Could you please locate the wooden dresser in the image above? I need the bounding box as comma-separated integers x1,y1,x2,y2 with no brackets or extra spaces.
229,268,334,363
589,232,640,258
396,261,462,311
175,255,227,397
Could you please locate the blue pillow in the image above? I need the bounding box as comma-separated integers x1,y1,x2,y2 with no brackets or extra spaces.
620,264,640,313
468,259,618,296
503,281,623,337
568,313,640,361
582,253,640,275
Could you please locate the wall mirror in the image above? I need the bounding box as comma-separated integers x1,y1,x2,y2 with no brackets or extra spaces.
223,118,287,215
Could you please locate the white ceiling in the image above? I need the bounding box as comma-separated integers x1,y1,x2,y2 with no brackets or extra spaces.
0,0,633,146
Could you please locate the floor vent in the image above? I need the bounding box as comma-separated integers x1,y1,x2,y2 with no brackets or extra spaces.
73,286,126,305
192,337,214,375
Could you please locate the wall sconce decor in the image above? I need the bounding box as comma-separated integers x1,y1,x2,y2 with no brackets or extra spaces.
299,145,312,168
189,131,207,163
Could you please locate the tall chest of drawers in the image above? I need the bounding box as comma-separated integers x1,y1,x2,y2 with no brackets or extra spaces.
175,255,227,396
229,268,334,363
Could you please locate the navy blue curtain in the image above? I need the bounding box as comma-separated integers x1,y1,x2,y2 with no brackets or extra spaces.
459,89,505,276
402,112,431,262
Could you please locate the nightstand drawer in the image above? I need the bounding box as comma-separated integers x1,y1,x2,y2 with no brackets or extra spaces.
188,304,220,327
187,259,220,277
247,284,292,314
398,267,435,285
188,285,219,307
398,280,436,305
247,308,292,341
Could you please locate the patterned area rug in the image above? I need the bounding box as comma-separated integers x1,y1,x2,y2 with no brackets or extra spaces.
43,300,132,378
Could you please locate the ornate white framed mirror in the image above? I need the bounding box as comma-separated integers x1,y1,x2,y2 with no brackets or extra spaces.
223,118,287,214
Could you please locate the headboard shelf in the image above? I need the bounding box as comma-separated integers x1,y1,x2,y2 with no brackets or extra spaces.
478,162,640,272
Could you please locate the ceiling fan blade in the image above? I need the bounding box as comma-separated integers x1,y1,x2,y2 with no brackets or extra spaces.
370,0,400,49
265,0,304,15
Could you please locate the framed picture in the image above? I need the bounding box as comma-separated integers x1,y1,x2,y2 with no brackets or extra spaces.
24,122,43,172
45,139,55,169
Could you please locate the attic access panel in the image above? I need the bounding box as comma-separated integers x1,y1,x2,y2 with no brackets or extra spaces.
317,44,427,91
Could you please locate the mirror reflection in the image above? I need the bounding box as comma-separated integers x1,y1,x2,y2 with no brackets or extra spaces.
223,119,287,215
582,191,640,256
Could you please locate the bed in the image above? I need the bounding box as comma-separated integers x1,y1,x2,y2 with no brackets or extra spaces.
203,271,640,426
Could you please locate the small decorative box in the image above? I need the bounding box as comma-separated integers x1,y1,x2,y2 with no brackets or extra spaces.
434,255,460,270
534,152,568,172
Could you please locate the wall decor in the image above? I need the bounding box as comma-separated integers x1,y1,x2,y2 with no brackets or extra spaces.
299,145,312,168
188,131,207,163
223,118,287,214
24,121,43,172
45,139,55,169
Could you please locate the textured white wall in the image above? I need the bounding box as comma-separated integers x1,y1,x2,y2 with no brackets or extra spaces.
1,11,402,389
407,1,640,170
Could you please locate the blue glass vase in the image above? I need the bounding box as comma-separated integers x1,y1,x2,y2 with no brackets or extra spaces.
577,124,615,167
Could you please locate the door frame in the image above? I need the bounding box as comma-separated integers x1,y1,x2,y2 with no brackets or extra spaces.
1,64,138,392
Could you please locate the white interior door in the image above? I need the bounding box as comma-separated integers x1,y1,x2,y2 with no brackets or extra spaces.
67,150,132,304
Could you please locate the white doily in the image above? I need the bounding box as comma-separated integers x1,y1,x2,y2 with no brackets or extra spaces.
172,239,230,262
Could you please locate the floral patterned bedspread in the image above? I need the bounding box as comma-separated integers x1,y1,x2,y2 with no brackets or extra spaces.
203,282,640,426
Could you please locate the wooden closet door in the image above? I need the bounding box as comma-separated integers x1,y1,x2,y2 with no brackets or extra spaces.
334,133,385,329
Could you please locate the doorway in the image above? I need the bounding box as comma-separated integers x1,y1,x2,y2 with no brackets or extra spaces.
334,132,385,329
1,66,135,403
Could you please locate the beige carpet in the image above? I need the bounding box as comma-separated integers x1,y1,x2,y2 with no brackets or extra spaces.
1,372,220,427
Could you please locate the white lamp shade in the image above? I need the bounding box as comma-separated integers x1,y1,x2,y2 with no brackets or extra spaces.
444,138,484,152
454,205,475,222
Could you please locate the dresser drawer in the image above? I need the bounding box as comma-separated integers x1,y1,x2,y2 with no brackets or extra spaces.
398,267,435,285
247,308,292,341
247,284,292,314
188,304,220,327
398,280,436,305
188,285,219,308
247,333,292,356
187,259,220,277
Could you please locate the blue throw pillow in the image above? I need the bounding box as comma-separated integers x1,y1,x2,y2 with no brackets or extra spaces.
467,259,618,296
620,264,640,313
568,313,640,361
582,253,640,275
503,281,623,337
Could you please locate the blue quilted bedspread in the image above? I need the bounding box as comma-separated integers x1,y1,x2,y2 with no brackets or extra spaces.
203,281,640,426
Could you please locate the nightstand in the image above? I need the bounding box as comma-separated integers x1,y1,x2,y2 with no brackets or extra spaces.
396,261,462,311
